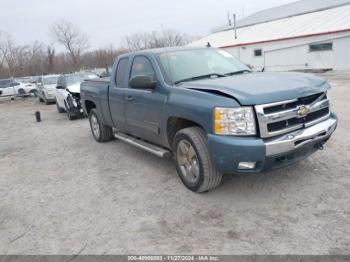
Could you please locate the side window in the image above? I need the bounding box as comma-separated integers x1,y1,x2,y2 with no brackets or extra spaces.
130,56,156,83
254,49,262,57
309,43,332,52
10,82,20,87
115,58,128,87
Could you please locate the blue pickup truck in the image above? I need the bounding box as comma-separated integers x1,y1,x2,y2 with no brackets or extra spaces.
80,46,337,192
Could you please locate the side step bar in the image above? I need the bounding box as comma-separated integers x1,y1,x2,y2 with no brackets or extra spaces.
114,132,171,158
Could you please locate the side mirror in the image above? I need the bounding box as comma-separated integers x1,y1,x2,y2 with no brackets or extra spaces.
56,85,64,89
129,75,157,90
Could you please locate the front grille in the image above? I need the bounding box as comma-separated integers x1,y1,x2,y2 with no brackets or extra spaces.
255,92,331,138
267,107,329,132
263,93,327,114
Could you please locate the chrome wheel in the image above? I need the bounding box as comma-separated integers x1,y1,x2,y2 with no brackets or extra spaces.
176,140,200,184
91,114,100,139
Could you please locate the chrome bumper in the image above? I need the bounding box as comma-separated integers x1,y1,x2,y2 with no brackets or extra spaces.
265,113,337,156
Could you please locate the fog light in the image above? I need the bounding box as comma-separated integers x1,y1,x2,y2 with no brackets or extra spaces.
238,162,256,170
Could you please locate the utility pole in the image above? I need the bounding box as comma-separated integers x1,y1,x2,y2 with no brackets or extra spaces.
233,13,237,39
227,11,232,26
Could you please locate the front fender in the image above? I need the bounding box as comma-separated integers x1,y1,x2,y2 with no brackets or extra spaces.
162,87,240,145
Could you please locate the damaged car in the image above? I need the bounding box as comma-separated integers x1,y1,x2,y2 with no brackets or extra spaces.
55,73,97,120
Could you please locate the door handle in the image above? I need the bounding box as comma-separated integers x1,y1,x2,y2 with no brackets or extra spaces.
125,96,134,101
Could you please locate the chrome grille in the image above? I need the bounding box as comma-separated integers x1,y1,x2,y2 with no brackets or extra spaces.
255,92,331,138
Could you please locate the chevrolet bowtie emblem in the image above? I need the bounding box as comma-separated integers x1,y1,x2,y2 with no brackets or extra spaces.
297,105,310,117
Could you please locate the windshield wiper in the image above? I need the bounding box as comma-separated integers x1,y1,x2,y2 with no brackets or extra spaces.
174,73,226,85
225,70,251,76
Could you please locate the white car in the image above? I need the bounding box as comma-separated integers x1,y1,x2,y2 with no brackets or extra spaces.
55,73,97,120
36,75,59,104
0,80,37,99
0,79,16,100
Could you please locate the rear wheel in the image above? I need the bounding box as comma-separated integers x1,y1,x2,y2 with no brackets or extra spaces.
89,109,114,142
17,89,25,97
173,127,222,192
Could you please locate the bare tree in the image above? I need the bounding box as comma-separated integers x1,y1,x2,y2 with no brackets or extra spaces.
49,20,89,68
0,32,8,76
47,45,55,73
126,29,197,51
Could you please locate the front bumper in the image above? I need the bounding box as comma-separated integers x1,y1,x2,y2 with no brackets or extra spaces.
44,91,56,100
208,113,337,173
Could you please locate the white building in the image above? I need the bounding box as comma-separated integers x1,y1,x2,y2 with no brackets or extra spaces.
192,0,350,72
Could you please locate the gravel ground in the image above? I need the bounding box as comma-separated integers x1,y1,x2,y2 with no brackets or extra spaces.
0,72,349,255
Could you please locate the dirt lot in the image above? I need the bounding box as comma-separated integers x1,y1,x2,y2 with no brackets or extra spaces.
0,72,349,255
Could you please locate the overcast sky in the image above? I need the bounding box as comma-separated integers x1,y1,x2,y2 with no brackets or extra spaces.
1,0,295,49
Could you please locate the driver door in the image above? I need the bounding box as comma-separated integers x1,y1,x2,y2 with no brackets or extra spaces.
124,55,166,145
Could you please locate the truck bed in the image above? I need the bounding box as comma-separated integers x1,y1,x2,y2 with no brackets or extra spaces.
84,77,110,84
81,77,113,126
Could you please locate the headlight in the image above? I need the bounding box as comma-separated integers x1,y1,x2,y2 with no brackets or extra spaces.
214,107,256,135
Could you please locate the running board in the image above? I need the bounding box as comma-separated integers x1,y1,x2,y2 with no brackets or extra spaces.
114,132,171,158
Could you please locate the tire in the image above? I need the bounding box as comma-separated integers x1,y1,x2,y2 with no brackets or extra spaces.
56,101,65,113
39,96,44,102
44,95,50,105
30,90,38,97
64,102,75,120
89,109,114,142
17,89,25,97
173,127,222,193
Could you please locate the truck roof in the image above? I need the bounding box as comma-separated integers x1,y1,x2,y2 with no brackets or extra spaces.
121,46,213,57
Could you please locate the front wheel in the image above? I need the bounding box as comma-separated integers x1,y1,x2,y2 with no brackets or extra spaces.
64,102,75,120
89,109,114,142
173,127,222,193
43,94,50,105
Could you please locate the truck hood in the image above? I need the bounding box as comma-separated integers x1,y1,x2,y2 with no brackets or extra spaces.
182,72,330,105
66,84,81,93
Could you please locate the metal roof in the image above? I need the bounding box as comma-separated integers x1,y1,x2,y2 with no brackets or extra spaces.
191,4,350,48
236,0,350,28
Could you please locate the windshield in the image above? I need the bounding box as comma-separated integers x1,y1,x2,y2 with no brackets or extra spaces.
42,76,58,85
65,74,96,85
157,48,250,84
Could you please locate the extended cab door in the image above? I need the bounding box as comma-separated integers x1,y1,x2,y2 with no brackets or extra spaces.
123,55,166,145
108,57,128,131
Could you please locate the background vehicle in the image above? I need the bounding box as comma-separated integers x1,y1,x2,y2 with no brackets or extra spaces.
55,73,97,120
36,75,59,104
0,79,16,100
81,47,337,192
0,79,37,98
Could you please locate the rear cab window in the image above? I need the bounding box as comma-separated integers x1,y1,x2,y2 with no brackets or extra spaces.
115,58,128,87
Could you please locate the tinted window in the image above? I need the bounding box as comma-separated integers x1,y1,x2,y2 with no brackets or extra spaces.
56,77,62,86
65,74,89,85
10,82,20,87
309,43,332,52
115,58,128,86
43,76,58,85
130,56,156,82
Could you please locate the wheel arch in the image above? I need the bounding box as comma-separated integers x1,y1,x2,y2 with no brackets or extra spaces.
85,100,96,115
166,117,205,148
